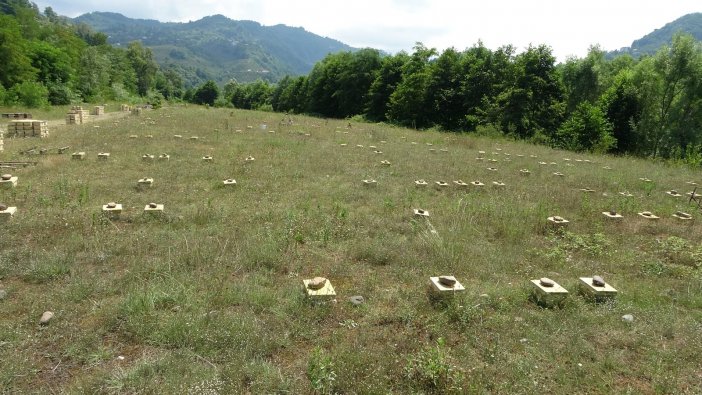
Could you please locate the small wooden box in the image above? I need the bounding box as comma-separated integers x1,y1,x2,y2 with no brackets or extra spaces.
72,152,85,160
0,176,18,189
137,178,154,188
578,277,617,302
97,152,110,160
530,278,568,307
102,203,122,219
429,276,465,297
0,206,17,221
303,279,336,299
144,203,164,213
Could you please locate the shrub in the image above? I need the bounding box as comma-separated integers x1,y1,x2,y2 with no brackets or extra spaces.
47,82,77,105
147,90,164,109
9,81,48,108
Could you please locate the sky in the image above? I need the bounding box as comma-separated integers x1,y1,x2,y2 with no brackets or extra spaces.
34,0,701,61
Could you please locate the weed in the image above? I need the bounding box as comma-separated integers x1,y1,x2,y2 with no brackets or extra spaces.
307,346,337,394
404,338,464,393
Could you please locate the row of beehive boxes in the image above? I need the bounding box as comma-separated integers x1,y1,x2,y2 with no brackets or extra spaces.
65,106,106,124
6,120,48,138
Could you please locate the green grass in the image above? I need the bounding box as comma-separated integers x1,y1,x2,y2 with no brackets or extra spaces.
0,104,701,393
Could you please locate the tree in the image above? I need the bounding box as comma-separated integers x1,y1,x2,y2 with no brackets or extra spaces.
9,80,48,108
387,43,436,128
554,102,615,152
154,69,184,100
30,41,73,85
126,41,159,96
496,44,565,139
192,80,219,105
633,33,702,158
0,15,36,88
271,76,308,113
457,42,503,130
600,69,642,154
76,46,110,100
560,45,606,112
425,47,463,130
366,52,409,122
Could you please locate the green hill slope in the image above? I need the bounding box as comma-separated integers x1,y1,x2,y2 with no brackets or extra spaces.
610,12,702,57
73,12,355,86
0,104,701,392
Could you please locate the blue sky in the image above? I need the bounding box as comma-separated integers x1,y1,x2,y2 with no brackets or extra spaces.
35,0,701,61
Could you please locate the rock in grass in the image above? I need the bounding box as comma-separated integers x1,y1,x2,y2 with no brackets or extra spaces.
349,295,365,306
0,289,6,300
539,277,554,287
592,275,605,287
621,314,634,323
307,277,327,290
39,311,54,325
438,276,457,287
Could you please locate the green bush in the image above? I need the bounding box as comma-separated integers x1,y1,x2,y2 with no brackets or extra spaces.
47,82,77,105
9,81,49,108
147,90,164,109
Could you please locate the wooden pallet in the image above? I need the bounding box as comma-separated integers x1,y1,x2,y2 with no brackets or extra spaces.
0,161,38,168
1,113,32,119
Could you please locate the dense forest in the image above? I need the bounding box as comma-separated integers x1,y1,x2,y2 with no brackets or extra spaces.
2,0,702,162
0,0,182,107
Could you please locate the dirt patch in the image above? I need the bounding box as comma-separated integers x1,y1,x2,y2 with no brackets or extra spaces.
47,111,130,131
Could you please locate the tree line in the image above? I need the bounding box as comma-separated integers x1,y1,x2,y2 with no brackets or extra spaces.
204,35,702,161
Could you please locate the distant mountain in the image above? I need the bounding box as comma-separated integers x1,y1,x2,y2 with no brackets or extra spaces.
74,12,355,86
609,13,702,58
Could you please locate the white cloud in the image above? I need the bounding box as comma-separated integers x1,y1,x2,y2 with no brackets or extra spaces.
34,0,702,60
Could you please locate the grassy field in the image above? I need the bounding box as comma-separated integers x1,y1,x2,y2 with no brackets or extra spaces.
0,104,701,394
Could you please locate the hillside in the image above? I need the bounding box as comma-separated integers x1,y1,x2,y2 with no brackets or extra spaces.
73,12,355,86
0,104,701,393
610,12,702,57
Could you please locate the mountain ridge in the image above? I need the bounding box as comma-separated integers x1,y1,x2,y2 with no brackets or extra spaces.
610,12,702,57
74,11,355,86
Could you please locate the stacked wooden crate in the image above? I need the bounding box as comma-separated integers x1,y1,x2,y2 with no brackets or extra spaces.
66,106,89,124
92,106,105,116
65,112,81,125
0,130,4,152
7,120,49,138
121,104,131,112
1,113,32,119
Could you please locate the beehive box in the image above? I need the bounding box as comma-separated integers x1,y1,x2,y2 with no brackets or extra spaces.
7,120,49,138
303,277,336,299
428,276,465,297
578,277,618,302
68,106,89,123
0,130,4,152
65,112,82,125
530,278,569,307
92,106,105,116
0,206,17,222
121,104,131,112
